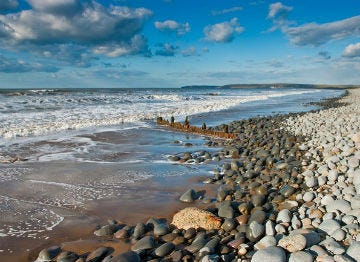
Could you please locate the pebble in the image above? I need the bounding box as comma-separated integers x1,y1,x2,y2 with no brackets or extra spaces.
251,246,286,262
246,221,265,242
331,229,346,241
288,251,313,262
186,233,207,253
278,234,307,252
346,241,360,261
254,236,277,250
153,222,169,237
249,210,266,224
36,246,61,262
131,236,155,252
56,251,78,262
154,242,175,257
94,224,118,237
303,192,314,202
276,209,291,223
180,189,197,203
320,237,346,255
265,220,276,236
108,251,140,262
218,204,234,219
86,247,110,262
326,199,352,214
290,229,321,247
318,219,341,235
280,185,296,197
351,195,360,209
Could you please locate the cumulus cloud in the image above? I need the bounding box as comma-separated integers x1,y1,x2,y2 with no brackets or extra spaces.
27,0,81,15
0,0,18,11
211,6,243,16
285,16,360,46
0,1,152,62
155,43,178,57
204,18,244,43
342,42,360,58
267,3,360,46
268,2,292,20
0,54,59,73
267,2,293,31
154,20,190,35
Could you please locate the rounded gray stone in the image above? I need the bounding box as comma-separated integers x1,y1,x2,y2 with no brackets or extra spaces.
331,229,346,242
326,199,351,214
303,192,314,202
108,251,140,262
37,246,61,262
131,236,155,252
320,237,345,255
254,235,277,250
276,209,291,223
318,219,341,235
180,189,197,203
218,204,234,219
290,229,320,247
155,242,175,257
351,195,360,209
133,223,146,239
346,241,360,261
251,246,286,262
288,251,313,262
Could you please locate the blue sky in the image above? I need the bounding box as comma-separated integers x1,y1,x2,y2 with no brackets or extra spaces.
0,0,360,88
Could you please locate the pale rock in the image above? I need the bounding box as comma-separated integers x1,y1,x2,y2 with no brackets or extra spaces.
278,234,306,252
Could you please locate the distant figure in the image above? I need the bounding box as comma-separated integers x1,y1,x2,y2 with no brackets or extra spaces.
170,116,175,124
202,123,207,130
224,125,229,133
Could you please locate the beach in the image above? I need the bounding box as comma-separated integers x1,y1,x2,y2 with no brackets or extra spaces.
1,87,359,261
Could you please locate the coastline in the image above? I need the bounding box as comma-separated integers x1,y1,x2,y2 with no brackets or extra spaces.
4,88,358,261
26,88,360,262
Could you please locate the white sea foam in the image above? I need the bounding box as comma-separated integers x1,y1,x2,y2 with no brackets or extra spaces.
0,88,333,143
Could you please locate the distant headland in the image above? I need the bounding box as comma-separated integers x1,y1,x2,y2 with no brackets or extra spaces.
181,83,360,89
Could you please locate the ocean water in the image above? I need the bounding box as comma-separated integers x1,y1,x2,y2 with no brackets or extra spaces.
0,87,343,142
0,87,344,254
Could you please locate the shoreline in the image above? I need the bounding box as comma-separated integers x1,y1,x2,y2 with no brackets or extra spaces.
4,88,359,261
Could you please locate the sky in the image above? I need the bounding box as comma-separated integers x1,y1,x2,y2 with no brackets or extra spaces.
0,0,360,89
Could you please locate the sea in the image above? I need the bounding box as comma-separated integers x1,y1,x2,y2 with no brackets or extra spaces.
0,87,344,258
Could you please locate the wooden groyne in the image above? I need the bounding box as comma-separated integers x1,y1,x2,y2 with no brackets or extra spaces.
156,117,238,139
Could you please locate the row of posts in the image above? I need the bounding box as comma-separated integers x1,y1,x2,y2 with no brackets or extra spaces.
157,116,229,133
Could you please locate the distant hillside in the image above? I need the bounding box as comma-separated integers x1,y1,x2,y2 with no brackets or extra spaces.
181,83,360,89
181,85,220,89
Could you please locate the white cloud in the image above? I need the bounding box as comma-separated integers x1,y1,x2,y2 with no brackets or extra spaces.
211,6,243,16
267,2,292,20
0,0,18,11
285,16,360,46
267,3,360,46
267,2,293,32
154,20,190,35
26,0,81,15
155,43,178,56
0,54,59,73
342,42,360,58
182,46,197,57
204,18,244,43
0,1,152,60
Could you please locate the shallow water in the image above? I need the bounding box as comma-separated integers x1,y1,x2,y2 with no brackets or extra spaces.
0,87,344,260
